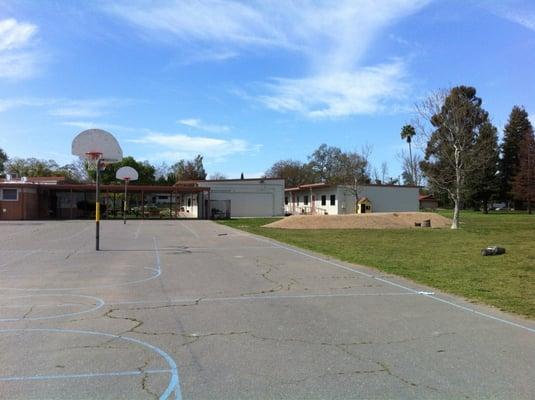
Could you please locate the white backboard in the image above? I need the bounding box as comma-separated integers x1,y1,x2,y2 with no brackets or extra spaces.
72,129,123,162
116,166,139,181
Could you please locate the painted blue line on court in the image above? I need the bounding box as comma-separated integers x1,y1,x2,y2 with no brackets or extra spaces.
0,368,172,382
0,328,182,400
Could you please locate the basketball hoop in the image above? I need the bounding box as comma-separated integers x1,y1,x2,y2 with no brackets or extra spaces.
116,166,138,225
72,129,123,251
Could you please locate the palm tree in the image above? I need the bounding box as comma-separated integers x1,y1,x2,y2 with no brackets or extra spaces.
400,124,416,184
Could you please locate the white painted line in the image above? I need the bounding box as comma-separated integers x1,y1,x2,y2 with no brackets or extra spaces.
0,294,104,322
0,328,181,400
178,221,200,239
134,219,144,239
0,368,173,382
237,230,535,335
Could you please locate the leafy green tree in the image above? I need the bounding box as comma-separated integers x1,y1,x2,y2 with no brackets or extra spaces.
499,106,532,206
465,122,500,213
512,124,535,213
6,158,60,177
172,154,207,181
88,156,156,185
264,159,317,188
0,148,7,175
419,86,490,229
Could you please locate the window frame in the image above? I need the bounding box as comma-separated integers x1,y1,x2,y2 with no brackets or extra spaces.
1,188,18,201
330,194,336,206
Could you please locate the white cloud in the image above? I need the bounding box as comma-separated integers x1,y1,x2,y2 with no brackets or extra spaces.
178,118,230,133
0,18,40,80
49,98,133,118
129,132,259,162
105,0,291,48
105,1,430,118
260,60,409,118
485,3,535,32
0,97,135,119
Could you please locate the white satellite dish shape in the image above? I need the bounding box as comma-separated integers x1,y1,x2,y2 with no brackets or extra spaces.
116,166,139,181
72,129,123,162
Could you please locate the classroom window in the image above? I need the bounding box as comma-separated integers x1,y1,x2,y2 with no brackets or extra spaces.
1,188,18,201
330,194,336,205
321,195,326,206
187,198,191,207
304,195,308,205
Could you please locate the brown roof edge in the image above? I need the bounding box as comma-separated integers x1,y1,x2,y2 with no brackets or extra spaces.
285,182,422,191
175,177,284,185
0,183,209,192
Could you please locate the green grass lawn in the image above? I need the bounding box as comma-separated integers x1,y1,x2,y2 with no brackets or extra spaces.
217,211,535,319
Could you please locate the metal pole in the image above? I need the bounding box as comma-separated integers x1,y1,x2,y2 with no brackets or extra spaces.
124,179,128,224
95,159,100,251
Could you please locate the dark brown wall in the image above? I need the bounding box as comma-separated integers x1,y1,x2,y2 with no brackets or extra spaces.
0,188,23,220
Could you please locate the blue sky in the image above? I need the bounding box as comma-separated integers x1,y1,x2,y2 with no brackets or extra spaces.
0,0,534,180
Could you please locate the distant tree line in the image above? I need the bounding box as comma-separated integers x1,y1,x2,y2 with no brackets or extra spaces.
0,152,210,185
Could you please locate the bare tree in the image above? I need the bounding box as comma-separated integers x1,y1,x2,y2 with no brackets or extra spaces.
380,162,389,184
209,172,228,180
398,149,423,186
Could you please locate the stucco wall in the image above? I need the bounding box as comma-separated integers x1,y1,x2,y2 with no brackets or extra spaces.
358,185,419,212
198,179,285,217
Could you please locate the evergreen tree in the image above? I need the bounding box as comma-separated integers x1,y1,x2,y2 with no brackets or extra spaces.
0,148,7,175
466,122,500,213
499,106,531,205
512,124,535,213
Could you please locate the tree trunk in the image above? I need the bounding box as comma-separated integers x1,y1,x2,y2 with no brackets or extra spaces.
451,147,462,229
408,141,415,185
482,200,488,214
452,200,460,229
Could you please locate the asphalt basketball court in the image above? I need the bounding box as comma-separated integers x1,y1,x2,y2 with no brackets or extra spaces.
0,219,534,399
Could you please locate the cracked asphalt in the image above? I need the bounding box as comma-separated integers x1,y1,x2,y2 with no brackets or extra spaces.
0,219,534,399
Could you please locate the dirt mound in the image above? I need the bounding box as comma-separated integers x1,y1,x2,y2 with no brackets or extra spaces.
264,212,452,230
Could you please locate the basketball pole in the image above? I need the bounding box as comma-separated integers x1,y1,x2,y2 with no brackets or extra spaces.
95,158,100,251
123,178,129,225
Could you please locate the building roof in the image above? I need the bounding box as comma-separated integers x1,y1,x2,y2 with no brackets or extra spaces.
0,182,209,193
419,194,436,201
175,177,283,186
285,182,421,192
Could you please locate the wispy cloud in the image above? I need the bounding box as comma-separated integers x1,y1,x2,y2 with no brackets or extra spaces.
0,97,134,118
49,98,134,118
178,118,230,133
61,120,140,133
0,18,40,80
104,1,292,49
485,2,535,31
260,60,409,118
106,1,429,118
129,132,259,162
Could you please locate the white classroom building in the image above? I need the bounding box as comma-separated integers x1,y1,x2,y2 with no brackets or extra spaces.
284,183,420,215
178,178,285,218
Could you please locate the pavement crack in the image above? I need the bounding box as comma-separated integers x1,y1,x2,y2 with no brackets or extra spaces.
21,305,34,319
376,361,439,392
127,299,202,311
138,360,158,400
